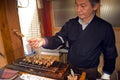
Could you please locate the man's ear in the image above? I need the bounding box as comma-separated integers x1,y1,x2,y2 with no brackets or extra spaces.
93,3,100,11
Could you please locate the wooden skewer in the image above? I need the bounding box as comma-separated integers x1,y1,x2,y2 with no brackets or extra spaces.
79,72,86,80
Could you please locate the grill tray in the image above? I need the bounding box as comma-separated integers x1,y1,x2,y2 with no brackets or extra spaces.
7,57,69,79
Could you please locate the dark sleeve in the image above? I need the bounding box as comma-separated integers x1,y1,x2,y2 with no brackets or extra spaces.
42,36,63,49
103,58,116,74
42,21,69,49
102,24,118,74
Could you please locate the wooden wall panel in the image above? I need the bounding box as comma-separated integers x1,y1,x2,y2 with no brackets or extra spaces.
0,0,12,66
0,0,24,65
113,27,120,71
4,0,24,60
0,29,8,68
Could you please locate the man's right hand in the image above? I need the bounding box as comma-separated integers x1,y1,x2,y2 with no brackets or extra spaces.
27,38,46,48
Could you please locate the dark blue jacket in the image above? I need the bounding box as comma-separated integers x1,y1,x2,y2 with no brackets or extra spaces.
43,15,118,74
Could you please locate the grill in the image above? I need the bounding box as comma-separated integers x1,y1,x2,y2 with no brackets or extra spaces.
6,54,69,80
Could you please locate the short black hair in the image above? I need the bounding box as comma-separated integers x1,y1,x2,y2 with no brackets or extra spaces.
89,0,100,6
75,0,100,7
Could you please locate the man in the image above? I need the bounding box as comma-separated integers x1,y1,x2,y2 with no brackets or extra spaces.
28,0,118,79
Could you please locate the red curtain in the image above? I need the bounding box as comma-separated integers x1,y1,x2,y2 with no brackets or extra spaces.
41,0,52,36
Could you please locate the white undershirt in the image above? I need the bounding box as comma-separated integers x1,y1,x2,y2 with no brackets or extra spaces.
78,14,95,30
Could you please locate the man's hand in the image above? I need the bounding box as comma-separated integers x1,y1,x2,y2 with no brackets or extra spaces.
27,38,46,48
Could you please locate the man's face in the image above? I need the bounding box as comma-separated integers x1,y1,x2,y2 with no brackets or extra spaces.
75,0,98,20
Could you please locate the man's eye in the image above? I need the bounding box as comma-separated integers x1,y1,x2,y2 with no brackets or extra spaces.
81,5,85,7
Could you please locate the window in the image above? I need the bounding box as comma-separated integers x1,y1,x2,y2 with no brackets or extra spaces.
18,0,41,55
